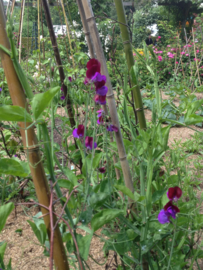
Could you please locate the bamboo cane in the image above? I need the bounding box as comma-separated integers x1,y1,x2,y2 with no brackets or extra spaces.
17,0,24,48
0,2,69,270
192,27,201,86
113,0,147,130
81,0,134,198
37,0,41,75
10,0,16,16
60,0,75,68
19,0,25,63
41,0,76,128
76,0,121,181
40,0,45,59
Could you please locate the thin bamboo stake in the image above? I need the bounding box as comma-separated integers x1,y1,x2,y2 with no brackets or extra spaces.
57,0,70,61
17,0,24,48
0,2,69,269
26,0,29,71
42,0,76,128
76,0,95,58
113,0,147,130
81,0,134,199
192,27,201,86
37,0,41,75
76,0,120,181
60,0,75,68
10,0,16,16
40,0,45,59
19,0,25,63
6,0,10,16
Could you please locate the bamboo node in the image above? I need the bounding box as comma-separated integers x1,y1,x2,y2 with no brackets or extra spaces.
135,107,145,112
86,16,95,22
23,146,39,152
107,93,114,99
120,156,127,161
84,31,90,36
123,40,130,45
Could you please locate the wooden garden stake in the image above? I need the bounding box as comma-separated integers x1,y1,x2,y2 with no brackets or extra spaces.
192,27,201,86
60,0,75,68
40,0,45,59
113,0,147,130
41,0,76,128
81,0,134,199
17,0,24,48
0,2,70,269
37,0,41,75
76,0,121,181
19,0,25,63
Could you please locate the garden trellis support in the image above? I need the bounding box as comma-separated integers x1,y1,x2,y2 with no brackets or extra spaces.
0,2,70,269
114,0,147,130
41,0,76,128
81,0,134,199
76,0,121,181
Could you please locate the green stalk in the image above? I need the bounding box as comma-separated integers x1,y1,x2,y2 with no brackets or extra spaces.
167,220,177,270
40,122,74,228
113,0,146,130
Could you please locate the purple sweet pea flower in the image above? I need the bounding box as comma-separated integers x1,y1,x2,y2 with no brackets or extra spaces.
61,95,65,100
91,72,106,84
68,76,72,82
94,94,106,105
0,88,2,92
167,186,182,202
107,125,118,132
96,85,108,96
85,136,97,150
97,109,104,118
97,116,104,125
158,201,180,224
99,167,106,173
72,125,84,138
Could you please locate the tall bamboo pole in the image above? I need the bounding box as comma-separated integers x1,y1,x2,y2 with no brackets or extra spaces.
17,0,24,48
81,0,134,197
40,0,45,59
10,0,16,16
19,0,25,63
0,2,69,270
114,0,147,130
76,0,120,181
41,0,76,128
37,0,41,75
60,0,75,68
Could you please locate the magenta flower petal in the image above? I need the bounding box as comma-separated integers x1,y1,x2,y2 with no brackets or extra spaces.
61,95,65,100
72,125,84,138
73,129,79,138
158,209,170,224
85,136,97,150
94,94,106,105
86,58,101,70
107,125,118,132
97,116,104,125
96,86,108,96
99,167,106,173
167,186,182,201
97,109,104,118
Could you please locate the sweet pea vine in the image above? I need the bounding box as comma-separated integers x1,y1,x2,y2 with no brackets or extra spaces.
158,186,182,224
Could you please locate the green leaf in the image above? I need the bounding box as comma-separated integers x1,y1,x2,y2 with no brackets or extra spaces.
63,167,78,186
0,202,14,233
0,158,30,177
115,185,134,201
57,179,74,191
152,190,167,203
185,114,203,125
0,242,7,259
0,105,32,122
77,233,93,260
91,209,123,232
92,152,103,169
89,192,109,208
27,220,43,244
31,86,60,120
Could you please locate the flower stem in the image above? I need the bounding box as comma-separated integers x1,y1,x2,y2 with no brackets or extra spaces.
167,219,177,270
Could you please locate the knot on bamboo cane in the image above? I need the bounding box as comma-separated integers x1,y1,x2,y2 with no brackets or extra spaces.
120,156,127,161
23,146,39,152
106,93,114,99
84,31,90,36
123,40,130,44
86,16,95,22
135,107,145,112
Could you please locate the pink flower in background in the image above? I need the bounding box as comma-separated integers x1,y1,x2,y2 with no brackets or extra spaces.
167,52,175,58
200,66,203,69
158,56,163,62
168,72,171,74
187,44,192,47
85,136,97,150
186,54,189,56
181,52,185,55
133,52,136,56
167,45,171,47
158,51,163,53
196,50,199,53
158,36,161,39
201,74,203,76
176,61,178,64
73,125,84,138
